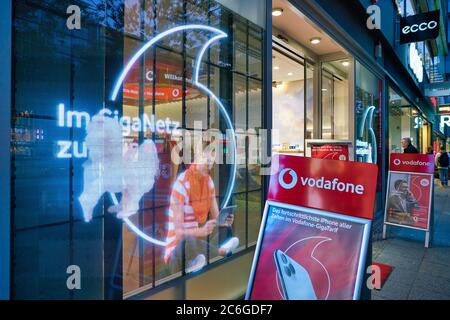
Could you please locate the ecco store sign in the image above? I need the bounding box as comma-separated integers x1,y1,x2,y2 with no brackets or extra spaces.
409,43,423,83
402,21,438,35
400,10,440,45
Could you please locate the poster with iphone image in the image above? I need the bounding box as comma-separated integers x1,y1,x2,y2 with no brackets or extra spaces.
274,249,317,300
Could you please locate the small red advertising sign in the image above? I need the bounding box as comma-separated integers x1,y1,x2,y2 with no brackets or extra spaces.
385,172,432,230
123,84,187,100
385,154,434,232
310,144,350,161
268,154,378,220
389,153,435,174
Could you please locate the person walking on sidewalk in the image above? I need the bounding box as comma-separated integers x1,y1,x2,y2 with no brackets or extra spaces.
401,137,419,154
435,146,449,188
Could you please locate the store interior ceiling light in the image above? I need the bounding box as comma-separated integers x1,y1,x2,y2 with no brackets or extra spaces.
274,66,280,70
310,37,321,44
272,8,284,16
341,61,350,67
287,72,293,76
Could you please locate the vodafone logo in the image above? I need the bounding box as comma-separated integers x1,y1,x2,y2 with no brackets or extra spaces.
394,159,433,167
420,179,430,187
172,88,180,98
279,168,298,190
278,168,365,195
402,21,438,34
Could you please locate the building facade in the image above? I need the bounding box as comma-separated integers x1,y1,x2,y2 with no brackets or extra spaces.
1,0,447,300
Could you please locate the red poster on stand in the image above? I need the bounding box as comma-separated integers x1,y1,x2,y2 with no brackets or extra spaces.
384,154,434,232
246,155,378,300
311,144,349,161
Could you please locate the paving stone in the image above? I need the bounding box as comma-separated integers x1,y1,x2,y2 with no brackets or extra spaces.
423,247,450,266
386,238,427,250
408,284,450,300
380,243,425,260
412,273,450,296
383,267,417,286
374,280,411,300
375,252,422,272
419,261,450,280
371,292,388,300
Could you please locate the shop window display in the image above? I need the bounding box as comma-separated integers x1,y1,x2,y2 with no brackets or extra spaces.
321,60,350,140
11,0,264,299
355,61,382,212
388,87,422,154
272,49,313,155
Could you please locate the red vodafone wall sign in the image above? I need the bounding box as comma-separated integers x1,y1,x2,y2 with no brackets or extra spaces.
268,155,378,220
123,84,187,100
389,153,434,174
310,144,349,161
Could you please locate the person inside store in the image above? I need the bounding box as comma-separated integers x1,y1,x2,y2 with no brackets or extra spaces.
401,137,419,154
426,146,434,155
164,140,239,273
435,145,449,188
387,179,419,224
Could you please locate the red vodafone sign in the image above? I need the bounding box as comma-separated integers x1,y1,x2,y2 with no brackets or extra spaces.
311,144,349,161
123,84,187,100
268,155,378,220
389,153,434,174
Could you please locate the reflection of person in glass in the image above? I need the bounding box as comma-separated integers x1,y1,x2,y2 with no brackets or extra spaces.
387,179,419,223
164,142,239,273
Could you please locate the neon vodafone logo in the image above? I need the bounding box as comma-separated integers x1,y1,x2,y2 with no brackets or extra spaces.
402,21,438,34
393,159,401,166
279,168,298,190
278,168,365,195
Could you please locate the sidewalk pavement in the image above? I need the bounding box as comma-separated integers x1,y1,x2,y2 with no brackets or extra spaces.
371,183,450,300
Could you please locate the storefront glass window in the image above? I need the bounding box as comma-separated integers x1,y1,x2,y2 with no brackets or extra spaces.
395,0,406,16
321,60,349,140
355,62,382,211
306,64,314,140
405,0,415,17
11,0,264,299
355,62,381,165
388,87,421,153
272,49,306,154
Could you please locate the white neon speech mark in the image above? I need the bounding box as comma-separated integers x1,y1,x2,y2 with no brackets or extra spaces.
276,236,332,300
109,25,236,246
278,168,298,190
359,105,377,164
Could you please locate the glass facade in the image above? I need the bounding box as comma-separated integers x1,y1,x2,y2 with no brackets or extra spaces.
11,0,264,299
272,48,314,155
355,61,382,211
388,86,422,153
321,60,350,140
2,0,444,302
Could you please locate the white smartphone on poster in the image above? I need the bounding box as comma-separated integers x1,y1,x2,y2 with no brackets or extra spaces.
274,249,317,300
